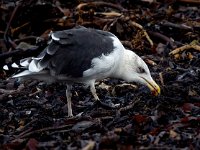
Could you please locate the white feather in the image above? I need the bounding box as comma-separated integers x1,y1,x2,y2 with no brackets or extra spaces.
11,63,19,68
12,70,32,78
28,60,42,72
32,57,42,60
20,58,31,67
3,65,9,70
83,36,124,79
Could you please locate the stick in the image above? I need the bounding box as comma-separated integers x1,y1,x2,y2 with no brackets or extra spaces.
4,2,21,49
161,20,192,30
177,0,200,4
148,31,175,48
15,124,73,139
82,141,95,150
94,12,122,18
117,98,141,116
129,21,154,47
76,1,126,12
169,43,200,56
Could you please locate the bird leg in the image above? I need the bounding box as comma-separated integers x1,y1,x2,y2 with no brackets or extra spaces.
90,82,100,101
89,81,118,109
66,85,73,117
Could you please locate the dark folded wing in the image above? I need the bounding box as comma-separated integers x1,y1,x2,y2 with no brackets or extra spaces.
29,27,115,77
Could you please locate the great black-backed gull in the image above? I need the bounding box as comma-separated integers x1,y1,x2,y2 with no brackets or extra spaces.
11,26,160,117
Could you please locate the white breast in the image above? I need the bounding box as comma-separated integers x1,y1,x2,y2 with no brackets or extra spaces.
83,36,125,80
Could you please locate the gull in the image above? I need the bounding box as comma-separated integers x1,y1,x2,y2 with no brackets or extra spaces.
11,26,160,117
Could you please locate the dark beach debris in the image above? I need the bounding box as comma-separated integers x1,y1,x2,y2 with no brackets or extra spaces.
0,0,200,149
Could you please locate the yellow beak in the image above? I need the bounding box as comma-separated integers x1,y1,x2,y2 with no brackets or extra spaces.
141,77,161,96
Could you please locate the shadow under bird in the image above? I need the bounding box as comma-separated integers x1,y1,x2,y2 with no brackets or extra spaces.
11,26,160,117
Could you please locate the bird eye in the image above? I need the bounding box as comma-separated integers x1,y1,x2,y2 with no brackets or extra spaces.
137,67,146,74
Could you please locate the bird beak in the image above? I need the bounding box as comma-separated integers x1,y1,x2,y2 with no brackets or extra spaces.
140,77,160,96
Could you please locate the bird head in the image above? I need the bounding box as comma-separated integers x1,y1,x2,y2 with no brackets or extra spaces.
121,50,160,96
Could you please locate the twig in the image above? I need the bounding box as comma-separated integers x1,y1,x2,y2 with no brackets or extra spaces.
82,141,95,150
0,45,41,62
48,129,72,135
129,21,154,47
14,36,38,43
76,1,126,12
169,43,200,56
144,58,157,66
16,127,33,138
94,12,122,18
0,49,22,59
82,17,114,27
159,72,164,86
112,83,137,96
177,0,200,4
28,87,42,97
43,18,76,28
103,18,118,31
15,124,73,139
0,89,17,95
117,98,141,116
153,131,166,145
148,31,175,48
0,81,39,101
161,20,193,30
0,84,25,95
4,2,21,49
11,22,30,35
14,118,39,134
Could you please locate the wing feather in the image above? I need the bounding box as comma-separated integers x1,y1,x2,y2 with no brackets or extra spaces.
15,27,116,78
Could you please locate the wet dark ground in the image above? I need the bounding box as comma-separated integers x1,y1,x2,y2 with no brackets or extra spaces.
0,0,200,149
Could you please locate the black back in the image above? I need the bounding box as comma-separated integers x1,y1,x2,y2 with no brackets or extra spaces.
37,27,115,77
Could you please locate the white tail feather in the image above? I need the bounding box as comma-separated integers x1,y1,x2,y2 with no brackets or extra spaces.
12,70,56,83
12,70,32,78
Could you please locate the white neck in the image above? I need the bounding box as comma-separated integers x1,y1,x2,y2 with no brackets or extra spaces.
111,49,135,80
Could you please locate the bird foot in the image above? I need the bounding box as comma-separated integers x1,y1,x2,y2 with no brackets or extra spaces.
67,115,74,118
67,111,73,118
